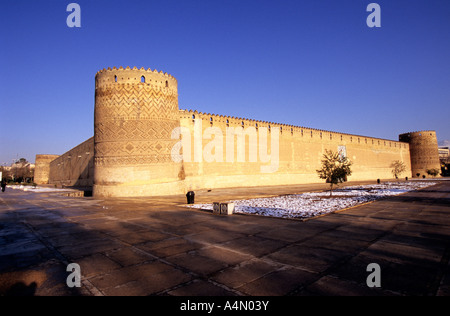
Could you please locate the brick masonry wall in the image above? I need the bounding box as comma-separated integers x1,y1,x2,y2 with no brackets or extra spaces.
48,137,94,188
399,131,441,177
178,110,412,191
34,154,60,184
92,67,184,197
41,67,440,197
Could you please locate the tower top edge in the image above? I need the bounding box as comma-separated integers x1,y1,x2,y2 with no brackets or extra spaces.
399,130,436,136
95,66,177,81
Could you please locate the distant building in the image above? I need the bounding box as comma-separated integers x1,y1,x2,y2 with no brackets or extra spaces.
1,160,35,182
438,147,449,159
439,147,450,177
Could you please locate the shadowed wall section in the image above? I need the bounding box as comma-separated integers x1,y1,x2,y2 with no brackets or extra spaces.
48,138,94,188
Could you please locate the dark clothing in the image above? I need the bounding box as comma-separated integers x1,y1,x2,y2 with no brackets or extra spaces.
1,181,6,192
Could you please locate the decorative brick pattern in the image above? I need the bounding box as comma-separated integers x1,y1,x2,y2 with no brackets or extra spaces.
94,68,180,168
399,131,441,177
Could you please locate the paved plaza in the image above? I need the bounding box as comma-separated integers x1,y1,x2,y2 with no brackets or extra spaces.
0,180,449,296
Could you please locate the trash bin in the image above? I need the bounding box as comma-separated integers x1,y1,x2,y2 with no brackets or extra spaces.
186,191,195,204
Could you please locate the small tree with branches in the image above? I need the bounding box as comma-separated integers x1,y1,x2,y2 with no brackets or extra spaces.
316,149,352,196
390,160,406,179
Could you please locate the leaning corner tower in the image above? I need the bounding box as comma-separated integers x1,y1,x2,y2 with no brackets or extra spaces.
399,130,441,178
93,66,184,197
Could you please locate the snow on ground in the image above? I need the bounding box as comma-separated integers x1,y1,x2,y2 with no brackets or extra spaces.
8,185,75,193
187,181,437,220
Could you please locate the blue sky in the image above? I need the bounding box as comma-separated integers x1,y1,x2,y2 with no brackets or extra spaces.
1,0,449,164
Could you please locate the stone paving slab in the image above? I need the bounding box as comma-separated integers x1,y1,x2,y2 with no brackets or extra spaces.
0,180,449,296
210,258,283,289
236,267,318,296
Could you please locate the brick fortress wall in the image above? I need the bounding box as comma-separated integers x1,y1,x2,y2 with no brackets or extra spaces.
48,137,94,188
35,66,445,197
178,110,412,192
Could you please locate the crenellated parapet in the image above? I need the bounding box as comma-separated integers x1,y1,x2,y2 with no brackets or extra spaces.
179,109,409,149
95,66,177,91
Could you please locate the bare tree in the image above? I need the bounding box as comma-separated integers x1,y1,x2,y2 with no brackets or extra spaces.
316,149,352,196
390,160,406,179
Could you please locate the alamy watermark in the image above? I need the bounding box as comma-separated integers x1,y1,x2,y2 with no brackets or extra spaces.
66,3,81,28
366,263,381,288
64,3,380,29
366,3,381,28
65,3,380,28
66,263,81,288
170,120,280,173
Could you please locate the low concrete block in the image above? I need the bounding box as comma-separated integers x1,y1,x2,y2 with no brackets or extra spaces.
220,202,234,215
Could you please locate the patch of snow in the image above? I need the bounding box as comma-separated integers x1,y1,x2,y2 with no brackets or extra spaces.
187,181,436,220
8,185,75,193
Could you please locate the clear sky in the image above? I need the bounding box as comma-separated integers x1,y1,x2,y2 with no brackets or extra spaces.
1,0,449,164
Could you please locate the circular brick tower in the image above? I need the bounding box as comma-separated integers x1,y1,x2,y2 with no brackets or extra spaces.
399,131,441,178
93,66,184,197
